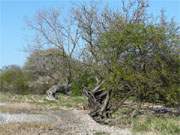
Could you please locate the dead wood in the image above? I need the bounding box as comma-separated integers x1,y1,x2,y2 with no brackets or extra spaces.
83,82,112,123
46,83,71,100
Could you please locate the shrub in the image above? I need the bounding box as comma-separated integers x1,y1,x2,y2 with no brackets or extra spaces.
71,70,96,96
98,22,180,106
0,65,30,94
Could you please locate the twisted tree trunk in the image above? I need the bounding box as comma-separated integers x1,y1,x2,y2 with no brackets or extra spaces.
83,81,112,123
46,83,71,100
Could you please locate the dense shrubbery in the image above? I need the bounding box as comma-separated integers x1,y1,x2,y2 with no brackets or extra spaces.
97,23,180,106
71,70,96,96
0,65,30,94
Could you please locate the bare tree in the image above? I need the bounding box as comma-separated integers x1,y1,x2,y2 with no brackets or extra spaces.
27,9,80,84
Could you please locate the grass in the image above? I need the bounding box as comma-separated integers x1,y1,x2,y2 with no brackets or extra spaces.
111,106,180,135
132,116,180,135
0,92,86,110
94,131,110,135
0,122,63,135
0,92,86,134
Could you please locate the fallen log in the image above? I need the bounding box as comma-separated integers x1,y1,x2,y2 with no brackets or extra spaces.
46,83,71,100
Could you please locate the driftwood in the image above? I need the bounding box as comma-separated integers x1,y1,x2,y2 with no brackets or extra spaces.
46,83,71,100
83,81,112,123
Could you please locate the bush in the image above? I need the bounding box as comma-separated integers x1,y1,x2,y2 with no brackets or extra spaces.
0,65,30,94
98,22,180,106
71,70,96,96
27,76,53,94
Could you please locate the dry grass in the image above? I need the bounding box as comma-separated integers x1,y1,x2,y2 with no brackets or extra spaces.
110,104,180,135
0,122,63,135
1,93,179,135
0,102,43,113
0,93,87,135
93,131,110,135
0,92,86,110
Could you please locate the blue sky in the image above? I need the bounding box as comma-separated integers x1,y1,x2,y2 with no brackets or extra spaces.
0,0,180,68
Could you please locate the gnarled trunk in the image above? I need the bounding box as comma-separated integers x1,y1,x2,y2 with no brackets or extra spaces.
83,81,112,123
46,83,71,100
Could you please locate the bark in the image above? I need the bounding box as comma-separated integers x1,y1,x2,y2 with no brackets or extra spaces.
46,83,71,100
83,83,112,123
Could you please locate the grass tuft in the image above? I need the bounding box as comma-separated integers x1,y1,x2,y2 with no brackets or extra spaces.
132,116,180,135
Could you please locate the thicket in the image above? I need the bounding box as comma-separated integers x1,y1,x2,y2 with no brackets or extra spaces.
0,0,179,107
0,65,30,94
97,23,180,106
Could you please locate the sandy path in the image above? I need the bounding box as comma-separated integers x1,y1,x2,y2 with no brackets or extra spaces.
0,102,131,135
51,109,131,135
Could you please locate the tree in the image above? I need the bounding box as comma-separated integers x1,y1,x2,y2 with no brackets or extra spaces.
24,48,67,81
24,48,81,94
27,9,80,84
73,0,179,122
25,0,180,122
98,22,179,106
0,65,30,94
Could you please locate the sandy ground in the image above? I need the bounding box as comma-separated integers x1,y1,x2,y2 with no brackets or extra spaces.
0,102,131,135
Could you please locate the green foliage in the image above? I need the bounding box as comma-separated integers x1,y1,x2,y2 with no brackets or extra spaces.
71,70,96,96
0,65,30,94
98,22,179,106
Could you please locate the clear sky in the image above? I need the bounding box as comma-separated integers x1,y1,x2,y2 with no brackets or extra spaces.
0,0,180,68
